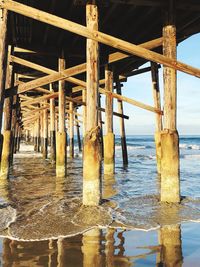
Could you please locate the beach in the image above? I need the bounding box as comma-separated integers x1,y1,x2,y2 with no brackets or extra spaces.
0,136,199,266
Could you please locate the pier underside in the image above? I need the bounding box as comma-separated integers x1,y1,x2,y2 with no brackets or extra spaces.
0,0,199,211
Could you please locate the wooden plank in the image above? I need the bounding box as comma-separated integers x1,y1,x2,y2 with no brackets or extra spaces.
2,0,200,78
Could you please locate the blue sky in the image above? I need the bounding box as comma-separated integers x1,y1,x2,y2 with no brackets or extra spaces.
112,33,200,135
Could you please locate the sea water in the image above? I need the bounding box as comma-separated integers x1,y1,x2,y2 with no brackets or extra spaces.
0,135,200,266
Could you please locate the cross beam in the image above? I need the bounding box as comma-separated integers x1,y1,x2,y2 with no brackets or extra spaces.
1,0,199,78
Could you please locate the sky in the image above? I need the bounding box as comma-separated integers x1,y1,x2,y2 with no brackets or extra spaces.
111,33,200,135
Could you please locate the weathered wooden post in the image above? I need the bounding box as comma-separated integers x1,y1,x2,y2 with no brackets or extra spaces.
40,110,44,153
116,77,128,167
33,120,37,151
56,55,66,177
25,129,29,142
14,122,19,154
50,84,56,163
16,125,21,152
98,95,104,160
43,103,48,159
36,117,40,152
10,95,17,163
159,225,183,267
83,0,101,206
104,65,115,175
160,0,180,203
69,101,74,158
75,108,82,152
0,46,14,178
151,62,162,174
0,7,8,161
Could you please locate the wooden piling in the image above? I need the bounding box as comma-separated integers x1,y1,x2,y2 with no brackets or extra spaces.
75,108,82,153
82,88,86,137
13,123,19,154
161,0,180,203
50,84,56,163
151,62,162,174
0,8,8,161
116,77,128,167
33,120,37,152
56,55,66,177
98,95,104,160
0,46,14,178
104,65,115,175
83,1,101,206
43,103,48,159
10,95,17,163
69,101,74,158
40,110,44,153
25,129,29,142
16,126,21,152
36,117,40,152
0,131,11,178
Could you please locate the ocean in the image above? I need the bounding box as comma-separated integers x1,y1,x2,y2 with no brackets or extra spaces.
0,135,200,266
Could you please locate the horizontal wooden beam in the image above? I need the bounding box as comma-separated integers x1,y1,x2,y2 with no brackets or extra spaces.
8,37,162,95
99,88,162,114
21,92,84,108
2,0,200,78
98,107,129,120
10,55,86,87
21,93,58,107
125,65,161,77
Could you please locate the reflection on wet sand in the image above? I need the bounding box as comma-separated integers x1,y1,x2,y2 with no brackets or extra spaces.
103,174,118,200
0,225,183,267
158,224,183,267
0,229,129,266
82,229,102,267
